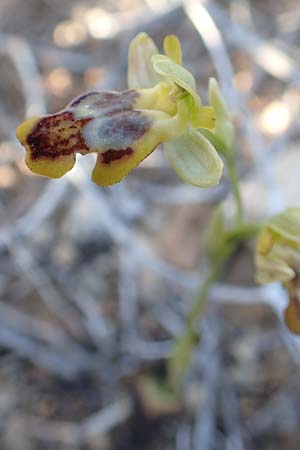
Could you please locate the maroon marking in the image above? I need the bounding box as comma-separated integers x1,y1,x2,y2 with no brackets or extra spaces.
102,147,134,164
27,111,91,160
68,91,99,107
69,90,139,116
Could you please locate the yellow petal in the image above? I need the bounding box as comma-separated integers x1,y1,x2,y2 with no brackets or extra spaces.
163,35,182,65
127,32,161,89
191,106,216,130
164,127,223,187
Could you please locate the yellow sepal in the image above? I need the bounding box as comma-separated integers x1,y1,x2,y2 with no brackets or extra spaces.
163,35,182,65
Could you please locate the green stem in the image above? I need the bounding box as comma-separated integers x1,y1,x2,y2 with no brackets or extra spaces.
226,153,243,225
167,243,234,391
187,256,225,329
225,222,260,241
166,222,259,392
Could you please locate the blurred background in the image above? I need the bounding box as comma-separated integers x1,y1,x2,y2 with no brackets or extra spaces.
1,0,300,449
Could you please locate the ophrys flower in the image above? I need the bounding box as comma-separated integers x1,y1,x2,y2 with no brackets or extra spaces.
16,33,223,187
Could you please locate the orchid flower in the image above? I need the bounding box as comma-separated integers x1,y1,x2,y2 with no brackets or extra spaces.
16,33,223,187
255,207,300,334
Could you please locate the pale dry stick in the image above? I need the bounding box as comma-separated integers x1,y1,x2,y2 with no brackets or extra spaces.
210,283,282,305
221,380,246,450
176,423,192,450
123,337,172,360
35,45,96,73
0,324,87,378
67,165,201,291
207,1,300,84
79,397,133,444
13,400,132,448
0,108,20,137
0,33,46,117
151,303,186,337
133,243,201,291
69,180,203,360
118,250,175,364
0,270,92,379
193,312,222,450
5,402,132,450
110,182,146,222
7,415,80,448
227,0,297,149
3,417,34,450
2,274,32,304
144,0,179,12
212,283,300,364
41,189,174,365
212,0,300,176
0,33,69,249
11,180,70,243
184,1,235,104
118,248,140,338
77,1,184,91
244,374,300,437
69,287,114,345
0,389,17,420
136,178,228,205
10,244,86,339
0,301,85,351
67,165,205,359
51,265,114,348
0,287,97,376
